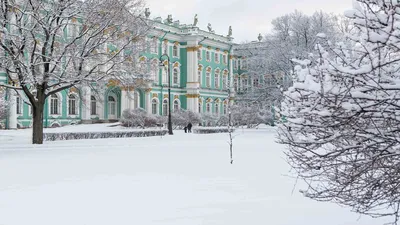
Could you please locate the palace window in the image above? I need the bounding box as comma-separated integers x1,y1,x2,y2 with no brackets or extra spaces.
108,96,116,115
151,38,158,54
173,100,180,112
234,78,238,92
173,68,179,85
215,103,219,115
223,54,227,64
253,78,259,87
214,52,219,63
223,75,228,89
68,94,77,115
91,96,97,115
197,49,202,60
223,104,227,115
50,94,59,115
214,70,220,88
162,99,168,116
152,99,158,114
16,96,22,115
206,51,210,61
234,59,238,70
198,102,202,113
173,45,179,57
198,70,202,85
206,103,211,113
206,71,211,87
163,42,168,55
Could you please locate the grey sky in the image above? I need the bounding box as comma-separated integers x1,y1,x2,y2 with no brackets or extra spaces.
145,0,352,43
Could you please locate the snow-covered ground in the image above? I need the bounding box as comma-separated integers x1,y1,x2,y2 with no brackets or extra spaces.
0,125,389,225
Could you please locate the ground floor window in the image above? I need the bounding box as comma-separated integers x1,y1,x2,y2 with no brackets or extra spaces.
50,94,59,115
68,95,77,115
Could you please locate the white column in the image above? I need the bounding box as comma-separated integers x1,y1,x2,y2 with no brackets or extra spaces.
121,89,129,112
81,86,91,121
98,99,105,120
8,94,17,129
128,89,135,109
145,89,151,113
186,40,200,112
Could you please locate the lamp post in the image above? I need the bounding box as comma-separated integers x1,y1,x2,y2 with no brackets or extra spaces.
159,54,173,135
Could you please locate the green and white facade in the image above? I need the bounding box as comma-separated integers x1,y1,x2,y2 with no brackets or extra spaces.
0,16,247,129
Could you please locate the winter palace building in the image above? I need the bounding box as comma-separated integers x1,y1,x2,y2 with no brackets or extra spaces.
0,14,261,129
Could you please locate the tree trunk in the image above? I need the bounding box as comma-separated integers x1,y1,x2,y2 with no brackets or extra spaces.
32,101,44,144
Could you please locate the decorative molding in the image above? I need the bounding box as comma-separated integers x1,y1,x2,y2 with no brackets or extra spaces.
186,82,200,84
163,39,169,43
152,93,158,98
187,46,201,52
206,98,213,102
107,79,121,87
198,98,203,103
215,98,220,103
207,46,212,50
224,50,228,54
198,65,203,71
174,95,179,99
206,67,212,72
121,86,134,91
69,87,78,93
163,94,168,99
145,88,152,93
186,94,200,98
174,41,179,46
173,61,180,68
216,48,220,52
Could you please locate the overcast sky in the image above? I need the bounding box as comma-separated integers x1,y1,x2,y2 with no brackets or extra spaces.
145,0,352,43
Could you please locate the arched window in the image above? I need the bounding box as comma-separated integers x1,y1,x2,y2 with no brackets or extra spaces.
215,103,219,115
206,102,211,113
91,96,97,115
68,94,77,115
206,51,210,61
214,70,220,88
173,68,179,85
197,49,202,60
173,100,180,112
223,104,227,114
50,94,59,115
206,71,211,87
162,99,168,116
172,45,178,57
214,52,219,63
108,96,116,116
134,91,140,109
151,98,158,114
198,102,202,113
163,99,168,116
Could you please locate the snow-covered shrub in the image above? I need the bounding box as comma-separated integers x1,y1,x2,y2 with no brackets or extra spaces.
192,127,234,134
230,104,273,128
120,108,166,128
200,113,219,126
44,130,168,141
172,110,202,128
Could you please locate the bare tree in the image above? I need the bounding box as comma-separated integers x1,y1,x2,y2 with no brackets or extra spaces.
0,0,150,144
277,0,400,223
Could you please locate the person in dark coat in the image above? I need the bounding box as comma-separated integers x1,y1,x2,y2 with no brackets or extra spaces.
187,122,193,133
184,126,187,133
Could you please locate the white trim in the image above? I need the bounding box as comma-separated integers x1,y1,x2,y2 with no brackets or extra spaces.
173,98,181,112
49,93,62,116
151,97,159,115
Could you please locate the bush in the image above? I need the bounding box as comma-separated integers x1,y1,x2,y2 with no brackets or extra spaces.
192,127,234,134
172,109,201,128
121,108,166,128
